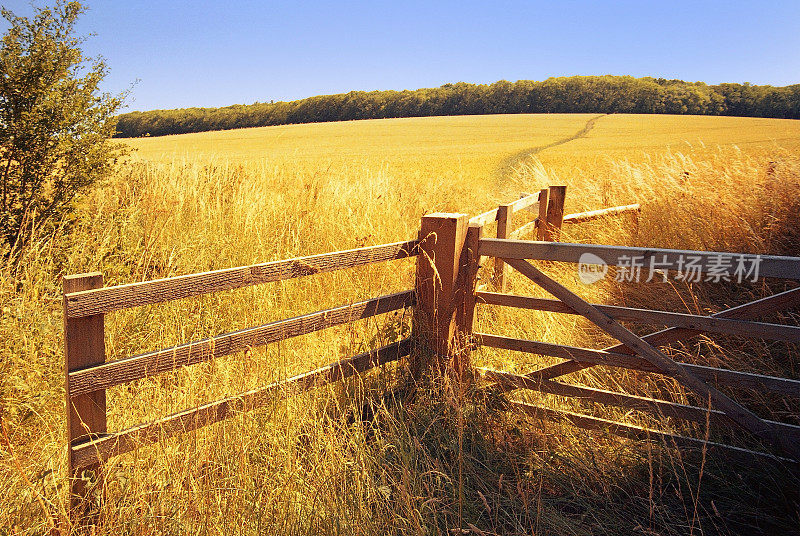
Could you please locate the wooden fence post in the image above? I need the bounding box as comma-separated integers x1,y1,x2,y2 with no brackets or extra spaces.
454,223,482,381
494,202,513,291
63,273,106,520
413,213,477,379
536,188,549,241
543,185,566,241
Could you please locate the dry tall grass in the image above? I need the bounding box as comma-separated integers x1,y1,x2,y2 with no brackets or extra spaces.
1,114,799,534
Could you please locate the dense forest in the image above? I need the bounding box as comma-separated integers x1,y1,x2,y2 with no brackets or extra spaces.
115,75,800,138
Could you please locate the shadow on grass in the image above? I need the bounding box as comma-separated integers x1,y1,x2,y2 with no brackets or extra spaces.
303,374,800,536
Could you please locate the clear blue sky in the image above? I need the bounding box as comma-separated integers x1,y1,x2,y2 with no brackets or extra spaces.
3,0,799,112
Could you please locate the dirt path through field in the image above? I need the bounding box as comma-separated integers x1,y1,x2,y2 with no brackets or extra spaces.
496,113,607,183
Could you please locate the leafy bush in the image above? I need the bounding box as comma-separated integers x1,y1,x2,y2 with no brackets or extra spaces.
0,0,125,258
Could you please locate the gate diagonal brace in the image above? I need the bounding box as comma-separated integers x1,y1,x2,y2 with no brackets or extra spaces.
502,256,800,462
529,286,800,382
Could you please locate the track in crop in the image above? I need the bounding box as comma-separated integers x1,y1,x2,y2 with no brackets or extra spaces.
496,113,607,183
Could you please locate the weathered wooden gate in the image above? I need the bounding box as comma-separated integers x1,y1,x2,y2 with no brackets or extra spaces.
411,184,799,465
465,236,800,463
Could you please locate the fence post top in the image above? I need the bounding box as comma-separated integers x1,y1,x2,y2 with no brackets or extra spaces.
63,272,103,283
422,212,469,221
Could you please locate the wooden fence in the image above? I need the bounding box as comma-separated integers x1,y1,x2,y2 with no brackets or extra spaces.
64,184,799,523
63,240,418,513
469,186,640,291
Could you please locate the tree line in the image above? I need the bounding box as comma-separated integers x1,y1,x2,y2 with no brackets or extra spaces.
115,75,800,138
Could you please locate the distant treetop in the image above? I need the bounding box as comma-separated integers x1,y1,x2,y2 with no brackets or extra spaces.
115,75,800,138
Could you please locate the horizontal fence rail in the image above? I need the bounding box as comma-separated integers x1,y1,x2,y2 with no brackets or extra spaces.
468,192,542,227
478,239,800,280
72,339,412,470
477,367,800,442
506,192,541,214
65,240,419,318
562,203,641,224
469,207,499,228
68,290,415,397
471,189,553,292
510,401,798,466
476,292,800,343
476,333,800,397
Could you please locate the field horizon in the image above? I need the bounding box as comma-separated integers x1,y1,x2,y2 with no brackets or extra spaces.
113,75,800,138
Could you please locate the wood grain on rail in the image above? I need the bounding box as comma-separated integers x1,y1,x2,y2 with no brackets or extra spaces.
469,208,499,227
507,193,540,214
476,333,800,397
69,290,414,396
65,240,418,318
476,292,800,343
479,367,800,441
511,401,797,466
562,204,640,224
71,339,411,469
479,239,800,280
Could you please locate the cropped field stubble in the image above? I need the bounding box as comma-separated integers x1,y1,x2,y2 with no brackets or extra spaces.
2,113,800,534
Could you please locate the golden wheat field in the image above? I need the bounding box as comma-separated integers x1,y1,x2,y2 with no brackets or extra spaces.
2,113,800,535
